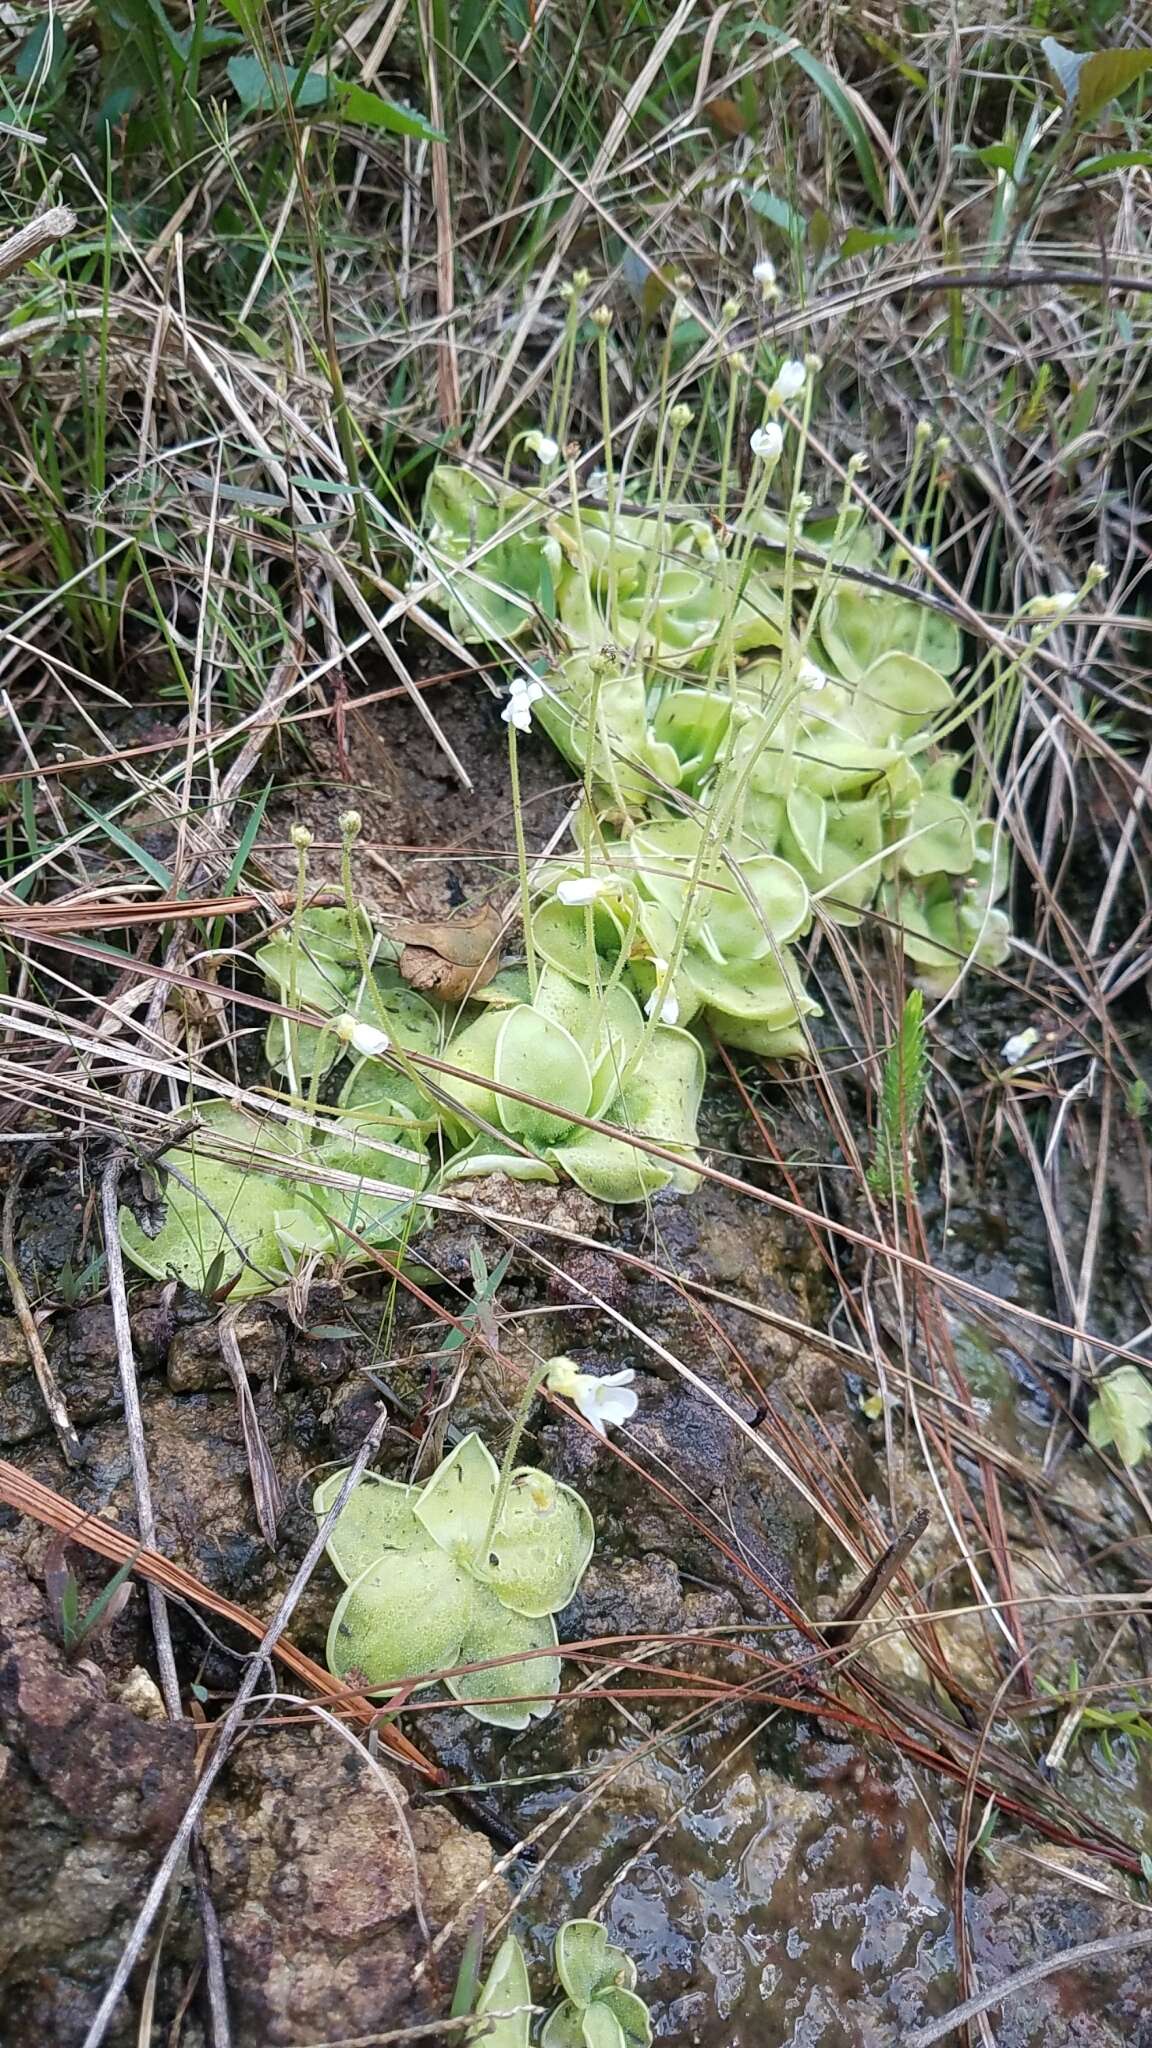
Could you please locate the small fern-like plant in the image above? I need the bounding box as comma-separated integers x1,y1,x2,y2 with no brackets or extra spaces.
867,989,928,1201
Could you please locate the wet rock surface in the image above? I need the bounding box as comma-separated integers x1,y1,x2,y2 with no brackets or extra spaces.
0,1556,197,2048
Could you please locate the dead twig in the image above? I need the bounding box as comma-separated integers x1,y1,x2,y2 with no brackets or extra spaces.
906,1924,1152,2047
0,203,75,283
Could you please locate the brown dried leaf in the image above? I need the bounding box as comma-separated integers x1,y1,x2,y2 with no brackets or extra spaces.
389,904,503,1003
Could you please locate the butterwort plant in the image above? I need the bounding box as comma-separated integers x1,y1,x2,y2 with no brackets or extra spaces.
468,1920,651,2048
318,1356,639,1728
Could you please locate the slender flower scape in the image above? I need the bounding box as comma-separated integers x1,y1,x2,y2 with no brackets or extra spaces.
546,1358,639,1435
556,875,608,907
502,675,545,731
767,358,806,409
750,422,784,463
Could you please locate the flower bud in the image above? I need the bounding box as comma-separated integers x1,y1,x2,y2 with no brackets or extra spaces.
340,809,362,839
290,824,313,851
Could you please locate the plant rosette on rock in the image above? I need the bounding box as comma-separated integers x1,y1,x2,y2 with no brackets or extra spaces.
541,1920,653,2048
437,964,705,1202
315,1433,595,1728
119,1095,429,1298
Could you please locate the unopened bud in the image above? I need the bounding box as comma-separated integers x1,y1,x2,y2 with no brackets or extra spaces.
290,824,313,851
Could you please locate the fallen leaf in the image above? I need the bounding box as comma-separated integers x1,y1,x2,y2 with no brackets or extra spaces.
388,904,503,1003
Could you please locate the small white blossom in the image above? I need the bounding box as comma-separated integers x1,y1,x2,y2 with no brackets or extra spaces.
336,1015,391,1057
556,876,606,907
546,1358,639,1436
750,422,784,462
502,677,545,732
524,430,559,468
797,657,830,692
768,358,806,407
1002,1027,1040,1066
643,958,679,1025
1025,589,1078,621
752,257,777,289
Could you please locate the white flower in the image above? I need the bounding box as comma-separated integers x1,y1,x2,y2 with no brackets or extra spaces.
556,876,607,907
753,257,777,288
643,958,679,1025
1002,1027,1040,1066
768,358,806,407
546,1358,639,1436
797,656,830,693
502,677,545,732
750,423,784,462
336,1015,391,1057
524,430,559,468
1025,589,1077,621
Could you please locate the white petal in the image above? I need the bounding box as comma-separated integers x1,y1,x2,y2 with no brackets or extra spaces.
770,359,807,403
556,877,605,907
349,1020,391,1057
750,423,783,462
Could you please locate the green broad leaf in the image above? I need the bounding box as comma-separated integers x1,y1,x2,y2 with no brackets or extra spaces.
327,1548,473,1691
598,1989,652,2048
652,688,732,790
532,897,628,986
227,54,329,111
256,943,354,1014
707,1015,813,1058
117,1101,298,1297
438,1141,559,1187
439,1007,506,1138
484,1470,595,1617
531,967,643,1064
703,851,811,959
448,1587,560,1729
1087,1367,1152,1468
837,224,918,257
747,187,807,240
555,1923,614,2007
852,651,955,743
1077,49,1152,122
970,143,1017,176
817,584,962,683
315,1106,428,1247
780,796,884,926
414,1433,500,1562
900,791,976,878
685,948,809,1026
541,2005,587,2048
547,1126,670,1206
473,1935,532,2048
264,1016,344,1084
313,1470,427,1582
785,788,827,872
331,79,443,139
581,2008,626,2048
1072,148,1152,176
494,1008,592,1147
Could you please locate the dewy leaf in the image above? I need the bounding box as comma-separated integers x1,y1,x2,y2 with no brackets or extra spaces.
118,1101,299,1297
448,1586,560,1729
313,1470,427,1583
414,1433,500,1561
473,1935,532,2048
315,1106,428,1248
597,1989,652,2048
495,1007,592,1146
555,1922,613,2007
327,1548,473,1690
1076,48,1152,123
580,2008,626,2048
484,1470,595,1617
818,584,961,682
541,2004,587,2048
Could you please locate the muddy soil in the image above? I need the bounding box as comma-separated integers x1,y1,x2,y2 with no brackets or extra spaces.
3,677,1152,2046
